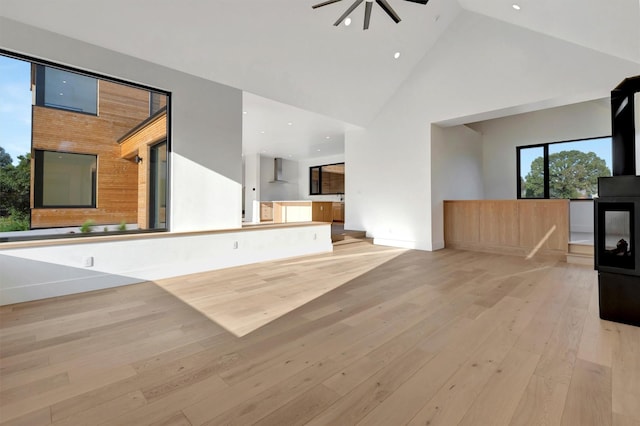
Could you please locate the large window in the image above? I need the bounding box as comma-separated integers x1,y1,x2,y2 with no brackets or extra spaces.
34,151,96,208
0,51,170,241
35,65,98,115
310,162,345,195
517,137,612,199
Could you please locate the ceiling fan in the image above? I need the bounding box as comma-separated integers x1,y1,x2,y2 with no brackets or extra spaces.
312,0,429,30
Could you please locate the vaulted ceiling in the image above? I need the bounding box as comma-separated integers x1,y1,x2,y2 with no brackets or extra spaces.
1,0,639,157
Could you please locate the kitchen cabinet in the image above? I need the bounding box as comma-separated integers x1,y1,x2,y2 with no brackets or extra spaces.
260,202,273,222
332,202,344,222
312,202,333,222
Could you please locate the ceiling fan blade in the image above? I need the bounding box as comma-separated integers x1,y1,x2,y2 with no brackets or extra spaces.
363,1,372,29
375,0,401,23
333,0,364,26
312,0,344,9
404,0,429,4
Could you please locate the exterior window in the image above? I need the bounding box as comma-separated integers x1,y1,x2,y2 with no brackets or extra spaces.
150,91,167,116
35,65,98,115
2,52,170,240
310,167,320,194
518,145,545,198
34,150,96,208
309,163,345,195
517,137,612,199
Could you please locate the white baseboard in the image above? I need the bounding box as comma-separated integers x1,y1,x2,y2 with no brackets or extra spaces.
431,240,445,250
373,238,432,251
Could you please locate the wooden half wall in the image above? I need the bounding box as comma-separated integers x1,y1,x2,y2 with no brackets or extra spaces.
444,200,569,258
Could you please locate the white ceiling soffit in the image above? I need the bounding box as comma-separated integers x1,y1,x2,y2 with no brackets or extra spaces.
0,0,461,127
457,0,640,64
242,91,358,160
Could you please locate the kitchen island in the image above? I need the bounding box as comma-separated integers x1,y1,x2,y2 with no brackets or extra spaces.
258,201,343,223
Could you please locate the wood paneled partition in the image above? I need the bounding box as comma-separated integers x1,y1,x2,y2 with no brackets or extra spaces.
444,200,569,258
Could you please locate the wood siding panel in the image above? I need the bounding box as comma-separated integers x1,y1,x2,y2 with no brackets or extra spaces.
31,80,157,229
444,199,568,258
119,114,167,159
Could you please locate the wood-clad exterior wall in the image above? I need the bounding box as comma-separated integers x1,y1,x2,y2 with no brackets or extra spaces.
444,199,569,258
31,80,153,228
119,111,167,229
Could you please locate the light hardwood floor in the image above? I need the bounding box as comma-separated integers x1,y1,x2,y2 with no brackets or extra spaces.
1,241,639,425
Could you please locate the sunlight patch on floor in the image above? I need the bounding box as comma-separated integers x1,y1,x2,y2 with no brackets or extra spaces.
153,243,407,337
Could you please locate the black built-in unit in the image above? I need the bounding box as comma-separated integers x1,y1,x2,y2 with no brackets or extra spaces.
595,76,640,327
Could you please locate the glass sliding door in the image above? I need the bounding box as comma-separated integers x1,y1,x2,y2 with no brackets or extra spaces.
149,141,167,229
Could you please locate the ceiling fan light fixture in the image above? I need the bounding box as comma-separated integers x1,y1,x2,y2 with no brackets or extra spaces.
313,0,428,30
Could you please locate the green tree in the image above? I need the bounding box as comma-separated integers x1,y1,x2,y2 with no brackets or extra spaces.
0,146,12,168
524,150,611,198
0,150,31,217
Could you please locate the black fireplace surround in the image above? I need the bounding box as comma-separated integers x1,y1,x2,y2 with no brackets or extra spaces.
595,76,640,327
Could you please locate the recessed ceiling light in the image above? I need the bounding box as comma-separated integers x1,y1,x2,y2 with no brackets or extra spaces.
260,131,265,134
62,80,67,84
394,52,401,59
512,4,521,10
287,122,293,126
317,149,321,152
59,93,63,96
344,17,352,26
243,111,247,114
325,136,331,139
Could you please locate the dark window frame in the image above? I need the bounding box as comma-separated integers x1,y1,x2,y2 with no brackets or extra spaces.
309,162,345,195
149,139,168,229
517,136,611,200
516,144,549,199
34,149,97,209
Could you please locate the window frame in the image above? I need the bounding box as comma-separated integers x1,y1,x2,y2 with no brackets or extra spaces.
309,162,345,196
33,150,97,209
516,135,611,200
516,143,549,199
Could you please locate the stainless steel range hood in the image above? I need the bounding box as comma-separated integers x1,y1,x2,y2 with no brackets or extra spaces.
269,157,288,183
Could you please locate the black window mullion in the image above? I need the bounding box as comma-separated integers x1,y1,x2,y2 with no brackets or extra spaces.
35,65,45,107
34,150,44,208
543,144,550,199
516,147,522,199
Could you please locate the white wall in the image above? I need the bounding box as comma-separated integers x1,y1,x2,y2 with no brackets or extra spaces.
346,11,639,250
0,225,333,305
259,155,299,201
473,99,612,200
243,154,260,222
431,124,484,249
297,154,345,202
